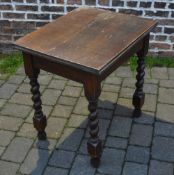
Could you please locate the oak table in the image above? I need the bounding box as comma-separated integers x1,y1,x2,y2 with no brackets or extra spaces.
14,7,157,168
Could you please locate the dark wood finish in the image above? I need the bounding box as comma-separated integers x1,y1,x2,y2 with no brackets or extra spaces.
84,76,102,167
23,53,47,140
132,34,150,117
14,7,157,167
15,7,157,75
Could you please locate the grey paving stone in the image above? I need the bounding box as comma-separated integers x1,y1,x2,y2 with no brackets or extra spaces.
120,87,134,99
0,146,5,156
102,84,120,93
17,83,30,93
105,76,122,85
17,123,37,138
115,98,134,117
1,103,31,118
73,97,88,115
46,117,66,139
152,136,174,162
26,105,53,123
156,103,174,123
160,79,174,88
48,79,67,90
126,145,150,164
115,66,133,77
0,99,6,108
44,166,68,175
0,80,4,87
0,115,23,131
42,89,61,105
99,91,118,110
144,83,158,94
16,67,25,75
0,83,18,99
109,116,132,138
168,68,174,80
0,160,19,175
78,138,88,155
67,80,82,87
57,128,84,151
68,114,88,129
122,78,136,88
155,121,174,137
70,154,96,175
49,150,75,168
2,137,33,163
52,104,73,118
34,139,56,150
145,78,159,84
151,67,168,79
142,94,157,112
0,130,15,146
20,148,50,175
130,124,153,147
122,162,148,175
58,96,77,106
134,111,155,125
53,75,67,80
149,160,173,175
105,136,128,149
98,100,116,110
100,91,118,103
98,148,125,175
86,119,110,140
158,88,174,105
38,74,52,85
62,86,82,97
98,109,113,120
8,75,25,84
10,93,32,105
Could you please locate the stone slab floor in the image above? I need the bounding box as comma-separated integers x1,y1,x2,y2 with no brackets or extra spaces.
0,66,174,175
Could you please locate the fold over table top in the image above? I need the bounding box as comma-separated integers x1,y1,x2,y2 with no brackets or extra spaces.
15,7,157,74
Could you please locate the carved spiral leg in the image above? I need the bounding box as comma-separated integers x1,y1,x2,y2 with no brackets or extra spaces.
29,73,47,140
132,54,145,118
87,100,102,168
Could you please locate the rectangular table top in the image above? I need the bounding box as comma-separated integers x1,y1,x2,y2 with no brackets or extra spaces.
15,7,157,74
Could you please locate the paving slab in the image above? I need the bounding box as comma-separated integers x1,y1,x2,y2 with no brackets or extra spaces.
0,66,174,175
20,148,50,175
0,83,18,99
98,148,125,175
130,124,153,147
44,166,68,175
149,160,173,175
122,162,148,175
0,103,31,118
152,136,174,162
2,137,33,163
109,116,132,138
0,160,19,175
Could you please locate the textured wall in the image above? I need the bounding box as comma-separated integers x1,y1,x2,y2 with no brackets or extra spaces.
0,0,174,57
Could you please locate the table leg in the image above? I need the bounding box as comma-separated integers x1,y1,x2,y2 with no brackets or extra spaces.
84,78,102,168
29,70,47,140
132,53,145,117
23,53,47,140
132,35,149,117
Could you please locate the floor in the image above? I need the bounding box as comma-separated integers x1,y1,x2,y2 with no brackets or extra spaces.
0,66,174,175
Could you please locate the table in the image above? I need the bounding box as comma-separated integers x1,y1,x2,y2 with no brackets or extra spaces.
14,7,157,167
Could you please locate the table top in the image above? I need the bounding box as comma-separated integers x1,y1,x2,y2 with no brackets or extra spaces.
15,7,157,74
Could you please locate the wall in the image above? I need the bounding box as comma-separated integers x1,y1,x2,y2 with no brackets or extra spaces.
0,0,174,57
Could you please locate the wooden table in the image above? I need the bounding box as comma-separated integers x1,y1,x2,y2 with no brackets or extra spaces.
15,7,157,167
